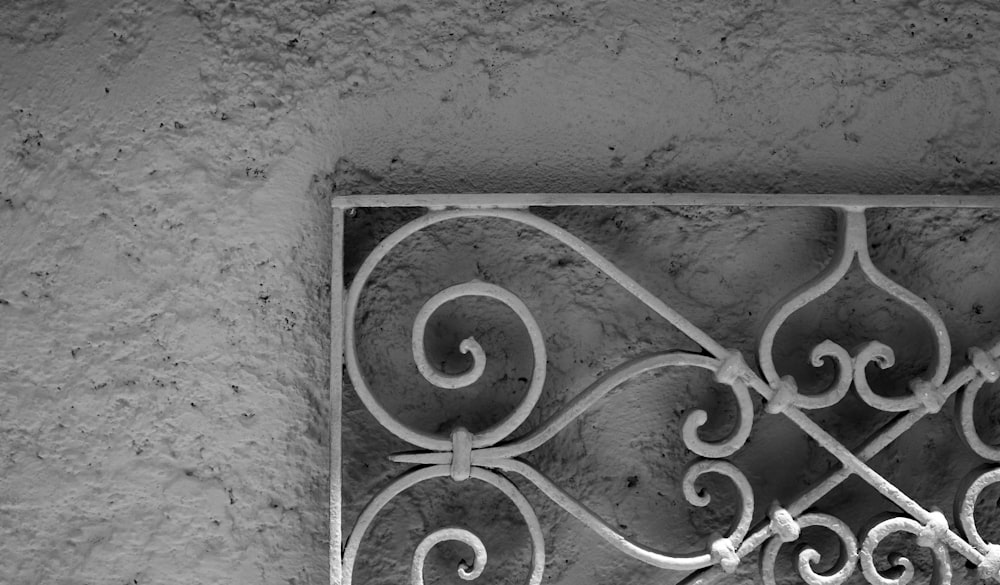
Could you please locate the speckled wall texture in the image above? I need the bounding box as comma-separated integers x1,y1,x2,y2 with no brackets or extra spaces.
0,1,998,584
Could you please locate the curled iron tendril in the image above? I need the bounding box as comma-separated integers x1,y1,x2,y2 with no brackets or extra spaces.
859,516,952,585
409,280,548,449
760,513,859,585
956,369,1000,461
955,465,1000,583
682,460,755,549
759,209,950,413
343,465,545,585
411,527,487,584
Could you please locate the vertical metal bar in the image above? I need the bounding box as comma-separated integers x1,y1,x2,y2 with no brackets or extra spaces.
330,207,345,585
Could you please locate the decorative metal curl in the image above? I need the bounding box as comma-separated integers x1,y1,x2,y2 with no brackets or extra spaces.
682,460,755,550
804,340,854,409
411,284,489,390
760,513,859,585
411,528,487,584
955,466,1000,553
852,341,912,412
957,363,1000,460
409,280,547,448
679,351,755,459
343,465,545,585
859,516,952,585
758,209,951,413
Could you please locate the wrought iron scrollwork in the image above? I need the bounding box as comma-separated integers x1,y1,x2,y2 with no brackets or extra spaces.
759,512,858,585
336,199,1000,584
341,465,545,585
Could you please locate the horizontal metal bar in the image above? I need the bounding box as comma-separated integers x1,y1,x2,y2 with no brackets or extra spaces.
331,192,1000,209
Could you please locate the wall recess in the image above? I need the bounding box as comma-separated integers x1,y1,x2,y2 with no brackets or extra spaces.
332,194,1000,585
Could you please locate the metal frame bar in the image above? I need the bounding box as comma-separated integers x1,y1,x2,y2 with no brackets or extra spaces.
331,208,345,585
331,193,1000,209
332,193,1000,585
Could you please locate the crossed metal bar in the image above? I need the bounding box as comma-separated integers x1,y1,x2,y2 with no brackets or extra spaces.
332,194,1000,585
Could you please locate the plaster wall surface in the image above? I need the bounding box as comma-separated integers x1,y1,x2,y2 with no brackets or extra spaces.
0,1,999,585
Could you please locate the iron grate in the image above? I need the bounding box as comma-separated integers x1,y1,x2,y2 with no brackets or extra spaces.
332,194,1000,585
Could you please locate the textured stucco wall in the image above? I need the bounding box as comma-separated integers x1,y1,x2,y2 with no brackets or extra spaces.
1,1,999,584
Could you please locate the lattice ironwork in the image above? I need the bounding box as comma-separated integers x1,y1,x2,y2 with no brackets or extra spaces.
331,194,1000,585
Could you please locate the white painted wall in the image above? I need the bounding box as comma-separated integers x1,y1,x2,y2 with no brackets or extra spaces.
1,1,998,584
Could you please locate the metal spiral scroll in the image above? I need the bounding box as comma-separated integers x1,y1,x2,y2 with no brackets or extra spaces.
342,465,545,585
859,516,953,585
954,465,1000,582
412,528,486,583
757,209,951,413
759,513,859,585
409,280,548,448
955,346,1000,460
683,460,756,544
